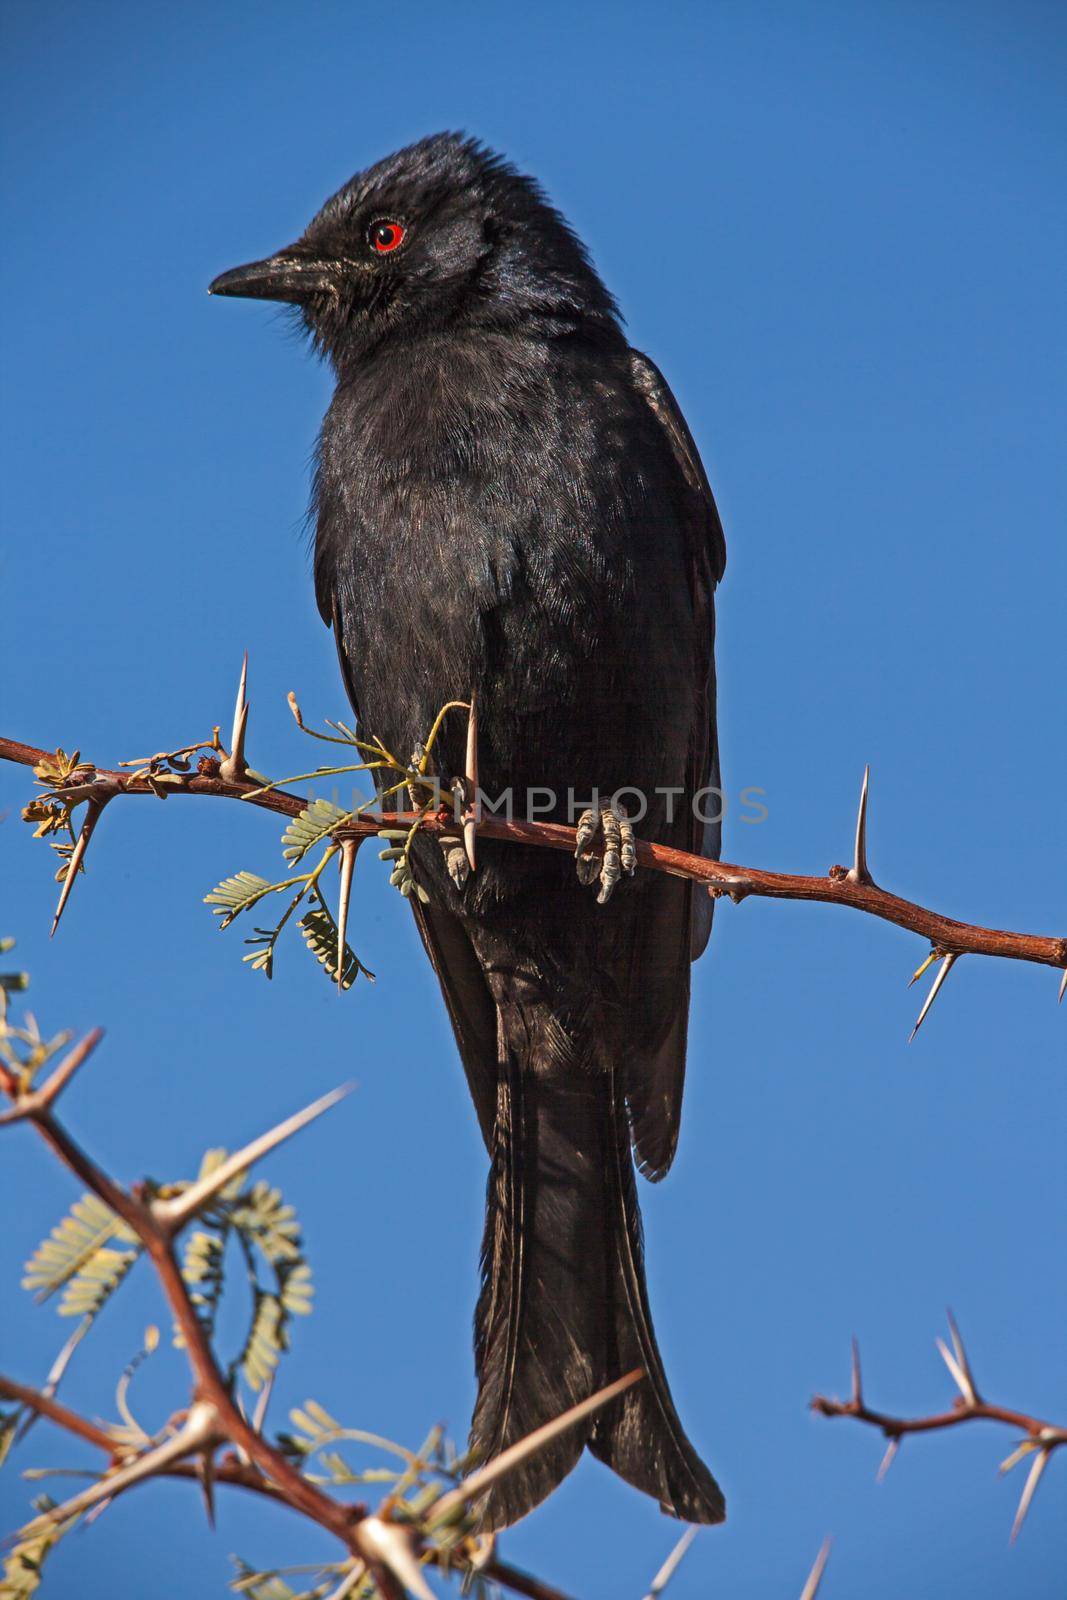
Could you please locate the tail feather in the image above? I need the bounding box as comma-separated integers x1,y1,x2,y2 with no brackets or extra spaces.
470,1058,605,1526
587,1076,725,1522
469,1024,723,1528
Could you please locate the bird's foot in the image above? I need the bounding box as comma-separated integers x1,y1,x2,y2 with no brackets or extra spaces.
409,743,469,889
574,807,638,904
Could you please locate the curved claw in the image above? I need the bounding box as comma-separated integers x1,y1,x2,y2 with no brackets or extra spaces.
598,810,622,903
574,807,638,904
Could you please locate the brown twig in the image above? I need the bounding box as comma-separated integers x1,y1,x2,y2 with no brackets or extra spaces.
812,1322,1067,1539
0,1060,406,1586
0,1374,117,1455
0,1051,614,1599
0,1375,579,1600
1,734,1063,981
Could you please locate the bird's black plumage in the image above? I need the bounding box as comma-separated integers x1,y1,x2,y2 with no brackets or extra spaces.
211,133,727,1528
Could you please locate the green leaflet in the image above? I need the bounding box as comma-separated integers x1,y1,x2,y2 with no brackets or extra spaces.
173,1160,314,1391
204,871,278,930
22,1193,142,1324
298,902,374,990
281,799,350,866
0,1503,73,1599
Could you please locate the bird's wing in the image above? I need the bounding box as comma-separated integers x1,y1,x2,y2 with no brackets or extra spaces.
628,349,724,957
624,350,725,1180
409,896,499,1152
326,593,499,1152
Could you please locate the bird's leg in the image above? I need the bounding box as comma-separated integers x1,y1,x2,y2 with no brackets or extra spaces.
409,742,469,889
574,804,638,904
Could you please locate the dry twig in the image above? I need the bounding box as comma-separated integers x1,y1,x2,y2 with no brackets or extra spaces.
812,1318,1066,1540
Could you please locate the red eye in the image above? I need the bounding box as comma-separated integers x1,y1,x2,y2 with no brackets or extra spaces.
369,219,406,254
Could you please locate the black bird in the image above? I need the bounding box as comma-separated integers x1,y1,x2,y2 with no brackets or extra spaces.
210,133,727,1529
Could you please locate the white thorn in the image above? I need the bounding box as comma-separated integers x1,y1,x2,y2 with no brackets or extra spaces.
643,1525,699,1599
850,1336,862,1405
18,1401,219,1537
1010,1446,1050,1542
798,1537,833,1600
876,1438,899,1482
153,1085,354,1233
847,765,872,885
935,1336,975,1405
220,652,250,782
1058,967,1066,1004
432,1368,645,1524
251,1372,275,1436
909,952,957,1042
321,1564,367,1600
463,692,478,872
945,1309,978,1403
336,838,358,991
357,1518,434,1600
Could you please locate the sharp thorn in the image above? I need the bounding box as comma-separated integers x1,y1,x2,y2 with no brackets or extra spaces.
847,764,872,885
876,1438,899,1482
1010,1446,1049,1542
321,1564,368,1600
935,1334,975,1405
0,1027,105,1126
50,799,107,938
909,949,938,987
945,1309,978,1403
431,1368,645,1524
999,1438,1036,1477
643,1525,698,1599
798,1537,833,1600
17,1401,219,1537
251,1372,274,1436
1059,967,1067,1004
199,1449,216,1529
220,652,250,782
463,691,478,872
850,1336,862,1405
357,1518,434,1600
153,1084,354,1232
909,952,957,1043
336,838,358,991
14,1320,92,1445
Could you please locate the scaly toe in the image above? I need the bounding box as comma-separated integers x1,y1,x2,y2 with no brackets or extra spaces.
597,809,623,904
438,836,470,888
619,816,637,877
574,806,601,886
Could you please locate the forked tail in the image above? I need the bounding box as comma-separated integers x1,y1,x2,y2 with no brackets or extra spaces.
469,1039,724,1528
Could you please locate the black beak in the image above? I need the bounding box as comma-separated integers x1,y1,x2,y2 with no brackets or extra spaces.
208,248,338,303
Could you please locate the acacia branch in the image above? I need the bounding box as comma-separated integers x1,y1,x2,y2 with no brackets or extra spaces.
812,1325,1067,1539
0,1065,409,1590
1,734,1063,987
0,1047,630,1599
0,1374,576,1600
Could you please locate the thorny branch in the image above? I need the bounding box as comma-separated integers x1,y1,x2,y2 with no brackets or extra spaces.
0,1029,636,1600
1,674,1062,1590
811,1319,1066,1540
1,715,1065,1044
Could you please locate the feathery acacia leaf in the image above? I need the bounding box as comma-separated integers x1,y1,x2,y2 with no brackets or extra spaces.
22,1194,141,1322
0,1502,73,1599
298,902,373,990
281,800,349,867
0,1409,19,1472
205,872,279,930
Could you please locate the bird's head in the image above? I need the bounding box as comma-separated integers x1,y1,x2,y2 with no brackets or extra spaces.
209,133,619,368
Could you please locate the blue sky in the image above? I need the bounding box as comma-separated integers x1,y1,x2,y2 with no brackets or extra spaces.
1,3,1064,1597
